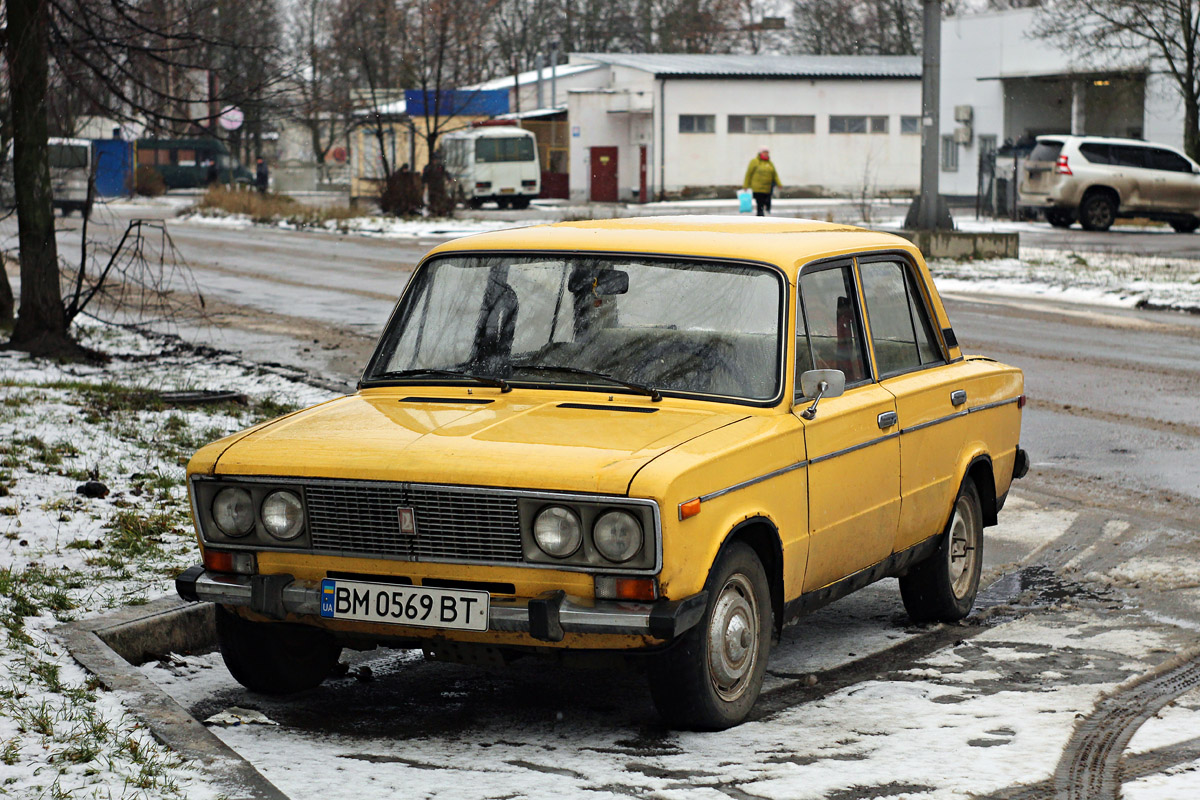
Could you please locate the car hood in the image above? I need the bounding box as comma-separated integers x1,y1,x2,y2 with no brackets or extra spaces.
208,391,747,495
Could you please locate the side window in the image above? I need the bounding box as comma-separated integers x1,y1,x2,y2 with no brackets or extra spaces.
1079,143,1113,164
1147,148,1192,173
797,265,870,393
860,261,944,377
1112,146,1148,168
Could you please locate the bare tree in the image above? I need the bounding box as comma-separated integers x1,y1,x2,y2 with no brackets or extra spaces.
792,0,920,55
1033,0,1200,160
286,0,353,173
3,0,282,356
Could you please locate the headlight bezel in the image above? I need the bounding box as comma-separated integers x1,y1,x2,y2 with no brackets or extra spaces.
192,478,310,550
518,495,659,573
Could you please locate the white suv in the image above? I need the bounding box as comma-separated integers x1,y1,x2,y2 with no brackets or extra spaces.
1018,135,1200,233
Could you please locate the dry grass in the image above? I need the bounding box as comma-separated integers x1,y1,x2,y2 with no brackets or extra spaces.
194,186,359,227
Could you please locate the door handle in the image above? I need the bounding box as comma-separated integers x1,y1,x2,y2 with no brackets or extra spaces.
877,411,898,429
951,389,967,407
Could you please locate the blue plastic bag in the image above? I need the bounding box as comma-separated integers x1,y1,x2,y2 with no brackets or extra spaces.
738,189,753,213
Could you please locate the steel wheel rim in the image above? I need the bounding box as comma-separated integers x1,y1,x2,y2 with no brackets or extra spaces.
946,494,980,599
1086,200,1112,228
707,573,759,702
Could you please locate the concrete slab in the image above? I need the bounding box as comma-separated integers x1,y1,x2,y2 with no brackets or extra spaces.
54,598,286,800
890,229,1020,259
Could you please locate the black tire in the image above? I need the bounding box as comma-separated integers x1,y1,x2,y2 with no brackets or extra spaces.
1170,216,1199,233
648,541,771,730
1078,193,1117,231
468,198,483,210
512,197,531,210
215,606,342,694
1044,209,1073,228
899,478,984,623
495,197,512,209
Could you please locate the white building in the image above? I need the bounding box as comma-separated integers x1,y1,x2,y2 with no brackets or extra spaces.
938,8,1185,198
564,53,923,202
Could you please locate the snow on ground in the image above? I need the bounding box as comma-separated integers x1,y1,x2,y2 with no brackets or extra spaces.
0,319,337,799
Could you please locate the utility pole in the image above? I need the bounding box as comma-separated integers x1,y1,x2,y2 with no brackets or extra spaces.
906,0,952,230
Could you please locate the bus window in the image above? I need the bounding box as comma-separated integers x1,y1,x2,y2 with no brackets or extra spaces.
48,144,89,170
476,137,536,163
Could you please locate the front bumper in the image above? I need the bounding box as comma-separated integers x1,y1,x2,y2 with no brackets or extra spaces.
176,566,707,644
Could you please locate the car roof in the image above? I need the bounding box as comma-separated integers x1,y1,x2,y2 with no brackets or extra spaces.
1038,134,1178,148
424,216,921,276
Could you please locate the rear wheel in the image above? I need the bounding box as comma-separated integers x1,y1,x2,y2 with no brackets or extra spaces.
648,541,771,730
1170,216,1199,233
1044,209,1073,228
1078,193,1117,231
512,197,531,210
495,197,512,210
215,606,342,694
899,478,983,623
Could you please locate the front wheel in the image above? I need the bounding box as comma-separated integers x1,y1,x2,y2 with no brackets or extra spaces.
899,478,983,623
648,541,771,730
1170,216,1199,233
215,606,342,694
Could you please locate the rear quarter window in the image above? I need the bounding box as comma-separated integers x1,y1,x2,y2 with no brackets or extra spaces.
1147,148,1193,173
1028,142,1063,162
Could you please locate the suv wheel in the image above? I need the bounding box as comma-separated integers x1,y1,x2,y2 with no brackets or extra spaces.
1078,193,1117,231
1044,209,1073,228
1170,216,1199,234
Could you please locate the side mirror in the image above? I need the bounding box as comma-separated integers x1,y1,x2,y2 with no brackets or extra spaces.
797,369,846,420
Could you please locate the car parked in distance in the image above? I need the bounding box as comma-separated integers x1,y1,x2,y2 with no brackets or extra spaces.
177,217,1029,729
1019,135,1200,232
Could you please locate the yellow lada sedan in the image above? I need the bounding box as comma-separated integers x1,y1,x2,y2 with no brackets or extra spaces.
177,217,1028,729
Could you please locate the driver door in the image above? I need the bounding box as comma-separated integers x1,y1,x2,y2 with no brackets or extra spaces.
796,261,900,593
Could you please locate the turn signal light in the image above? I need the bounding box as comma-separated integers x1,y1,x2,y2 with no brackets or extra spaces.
1017,394,1027,409
613,578,657,601
679,498,702,520
204,550,234,572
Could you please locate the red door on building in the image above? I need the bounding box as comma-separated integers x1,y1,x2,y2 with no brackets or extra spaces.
590,147,619,203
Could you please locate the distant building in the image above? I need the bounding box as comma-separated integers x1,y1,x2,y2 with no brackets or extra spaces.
563,53,924,202
938,8,1185,200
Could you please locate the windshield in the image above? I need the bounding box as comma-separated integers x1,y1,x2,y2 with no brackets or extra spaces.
476,136,536,163
48,144,89,170
367,255,784,402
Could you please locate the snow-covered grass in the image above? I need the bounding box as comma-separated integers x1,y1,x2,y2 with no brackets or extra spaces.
0,320,336,798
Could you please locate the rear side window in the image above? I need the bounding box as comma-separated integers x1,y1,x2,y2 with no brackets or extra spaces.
797,265,870,390
1147,148,1193,173
859,261,944,378
1111,146,1148,168
1079,143,1113,164
1028,142,1063,162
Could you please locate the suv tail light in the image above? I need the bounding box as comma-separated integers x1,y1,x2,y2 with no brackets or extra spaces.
1055,155,1072,176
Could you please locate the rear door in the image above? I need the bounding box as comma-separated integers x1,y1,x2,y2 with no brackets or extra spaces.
857,256,963,554
795,260,900,592
1019,139,1063,202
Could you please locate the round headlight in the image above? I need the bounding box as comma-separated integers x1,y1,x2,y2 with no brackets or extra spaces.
533,505,582,558
593,510,643,563
212,487,255,537
261,490,305,541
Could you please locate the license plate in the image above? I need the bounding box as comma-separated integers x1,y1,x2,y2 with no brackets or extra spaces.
500,187,515,193
320,579,489,631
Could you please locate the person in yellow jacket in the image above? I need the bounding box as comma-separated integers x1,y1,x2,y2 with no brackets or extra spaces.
743,148,782,216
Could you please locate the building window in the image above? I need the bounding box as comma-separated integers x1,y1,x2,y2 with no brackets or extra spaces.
774,115,815,134
979,135,998,156
869,116,888,134
830,115,868,134
941,135,958,172
900,116,921,135
728,115,815,134
679,115,715,133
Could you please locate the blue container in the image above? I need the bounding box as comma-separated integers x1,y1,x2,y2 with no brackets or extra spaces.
738,189,753,213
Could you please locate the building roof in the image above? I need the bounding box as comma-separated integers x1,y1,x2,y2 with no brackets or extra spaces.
427,216,920,275
573,53,921,79
471,63,604,91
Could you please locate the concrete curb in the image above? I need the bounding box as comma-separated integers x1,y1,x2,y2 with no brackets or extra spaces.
54,597,288,800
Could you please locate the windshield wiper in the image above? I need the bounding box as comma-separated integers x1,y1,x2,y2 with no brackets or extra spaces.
510,363,661,402
373,368,511,393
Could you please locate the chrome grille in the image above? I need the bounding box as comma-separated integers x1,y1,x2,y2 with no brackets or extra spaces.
305,482,523,563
